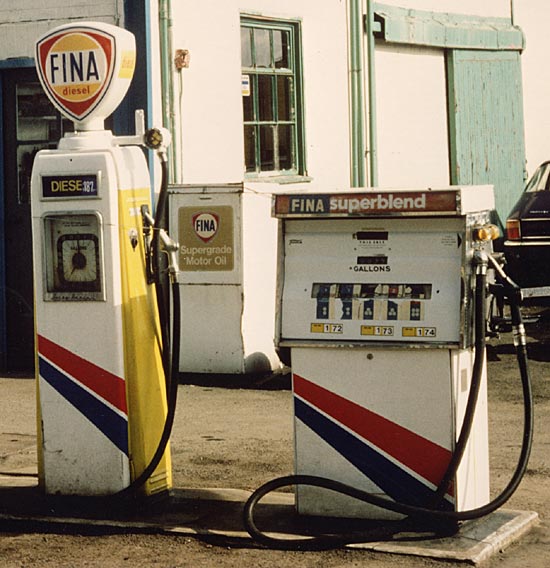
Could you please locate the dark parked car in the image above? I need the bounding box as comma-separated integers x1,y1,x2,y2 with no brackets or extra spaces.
504,161,550,289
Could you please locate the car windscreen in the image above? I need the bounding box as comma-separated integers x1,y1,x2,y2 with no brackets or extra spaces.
526,162,550,192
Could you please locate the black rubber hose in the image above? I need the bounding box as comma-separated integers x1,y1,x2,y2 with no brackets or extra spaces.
114,280,180,500
152,158,172,385
113,155,180,500
243,265,534,549
427,270,487,508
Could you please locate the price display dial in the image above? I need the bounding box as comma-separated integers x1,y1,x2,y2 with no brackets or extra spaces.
43,212,105,301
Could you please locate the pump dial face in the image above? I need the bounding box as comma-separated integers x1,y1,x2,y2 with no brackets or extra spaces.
57,233,100,289
44,213,104,301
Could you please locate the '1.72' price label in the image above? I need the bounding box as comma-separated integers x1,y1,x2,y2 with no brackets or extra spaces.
311,323,343,334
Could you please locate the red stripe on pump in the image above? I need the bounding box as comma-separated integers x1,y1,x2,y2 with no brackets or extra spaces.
294,373,452,489
38,335,128,415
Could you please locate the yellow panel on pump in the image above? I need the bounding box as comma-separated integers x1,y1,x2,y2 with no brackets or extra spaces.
118,185,172,497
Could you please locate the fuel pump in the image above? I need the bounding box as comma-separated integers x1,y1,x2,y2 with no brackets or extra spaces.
30,22,178,499
244,187,533,548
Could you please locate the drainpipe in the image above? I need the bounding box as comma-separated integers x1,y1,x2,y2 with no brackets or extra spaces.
365,0,379,186
144,0,156,191
349,0,366,187
159,0,179,182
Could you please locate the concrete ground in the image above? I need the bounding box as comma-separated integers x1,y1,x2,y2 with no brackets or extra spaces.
0,310,549,567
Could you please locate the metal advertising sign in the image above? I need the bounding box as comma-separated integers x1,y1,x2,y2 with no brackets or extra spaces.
35,23,136,124
178,206,235,271
273,190,460,218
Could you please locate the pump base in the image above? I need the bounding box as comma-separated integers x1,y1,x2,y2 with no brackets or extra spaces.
0,482,539,564
397,515,460,538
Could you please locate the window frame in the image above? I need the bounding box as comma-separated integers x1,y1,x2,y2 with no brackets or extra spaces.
241,16,306,179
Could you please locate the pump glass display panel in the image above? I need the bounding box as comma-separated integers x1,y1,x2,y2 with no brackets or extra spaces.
280,218,465,345
43,212,105,301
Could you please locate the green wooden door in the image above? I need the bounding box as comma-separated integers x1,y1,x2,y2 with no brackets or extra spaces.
447,50,526,226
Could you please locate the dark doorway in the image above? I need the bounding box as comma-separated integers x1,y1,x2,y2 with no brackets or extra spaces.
1,68,73,373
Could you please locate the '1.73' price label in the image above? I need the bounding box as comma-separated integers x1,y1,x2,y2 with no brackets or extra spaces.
360,326,394,336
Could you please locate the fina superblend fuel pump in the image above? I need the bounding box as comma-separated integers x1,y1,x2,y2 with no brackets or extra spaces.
244,186,533,547
30,22,173,498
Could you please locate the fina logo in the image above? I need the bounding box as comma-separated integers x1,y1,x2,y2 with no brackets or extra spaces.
36,27,115,121
193,212,219,243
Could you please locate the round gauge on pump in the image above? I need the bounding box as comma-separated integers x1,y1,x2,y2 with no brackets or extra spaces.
57,233,100,289
43,212,105,301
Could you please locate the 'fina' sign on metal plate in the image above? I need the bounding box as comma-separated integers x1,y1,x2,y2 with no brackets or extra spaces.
273,190,460,218
35,23,136,124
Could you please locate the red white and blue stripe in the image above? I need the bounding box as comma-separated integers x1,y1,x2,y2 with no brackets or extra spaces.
294,374,454,509
37,335,129,456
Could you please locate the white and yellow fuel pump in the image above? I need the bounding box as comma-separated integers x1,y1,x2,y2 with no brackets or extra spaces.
30,22,176,498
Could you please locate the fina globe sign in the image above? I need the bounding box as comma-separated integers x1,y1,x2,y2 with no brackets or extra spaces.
35,22,136,125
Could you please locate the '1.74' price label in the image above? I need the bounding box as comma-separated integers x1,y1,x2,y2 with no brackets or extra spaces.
402,327,436,338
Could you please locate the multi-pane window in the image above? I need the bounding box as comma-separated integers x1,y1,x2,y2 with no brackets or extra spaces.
241,18,304,176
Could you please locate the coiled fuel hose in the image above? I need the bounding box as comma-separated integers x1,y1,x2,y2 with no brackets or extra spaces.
243,251,534,549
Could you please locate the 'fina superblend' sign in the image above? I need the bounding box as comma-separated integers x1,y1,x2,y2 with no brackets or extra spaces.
36,27,120,122
273,190,459,217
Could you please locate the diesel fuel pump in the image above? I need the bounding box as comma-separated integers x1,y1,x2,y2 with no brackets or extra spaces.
30,22,177,499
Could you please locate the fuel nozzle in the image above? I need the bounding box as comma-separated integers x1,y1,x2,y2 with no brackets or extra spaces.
141,204,179,284
158,230,180,283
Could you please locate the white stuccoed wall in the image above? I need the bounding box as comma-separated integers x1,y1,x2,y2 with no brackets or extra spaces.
0,1,124,59
169,0,351,187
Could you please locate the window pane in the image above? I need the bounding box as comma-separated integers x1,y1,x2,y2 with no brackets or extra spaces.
241,27,252,67
259,125,275,171
254,28,271,68
242,75,255,121
17,84,56,141
62,119,74,136
274,30,290,69
258,75,274,121
241,18,303,176
277,76,293,121
278,124,293,170
244,125,256,172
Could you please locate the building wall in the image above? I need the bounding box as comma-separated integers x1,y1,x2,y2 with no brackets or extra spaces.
0,1,124,59
514,2,550,177
0,1,548,188
375,44,449,187
375,1,550,190
372,0,515,189
169,0,351,187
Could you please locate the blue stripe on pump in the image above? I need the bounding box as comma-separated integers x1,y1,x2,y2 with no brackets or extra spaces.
295,397,452,509
39,356,129,456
